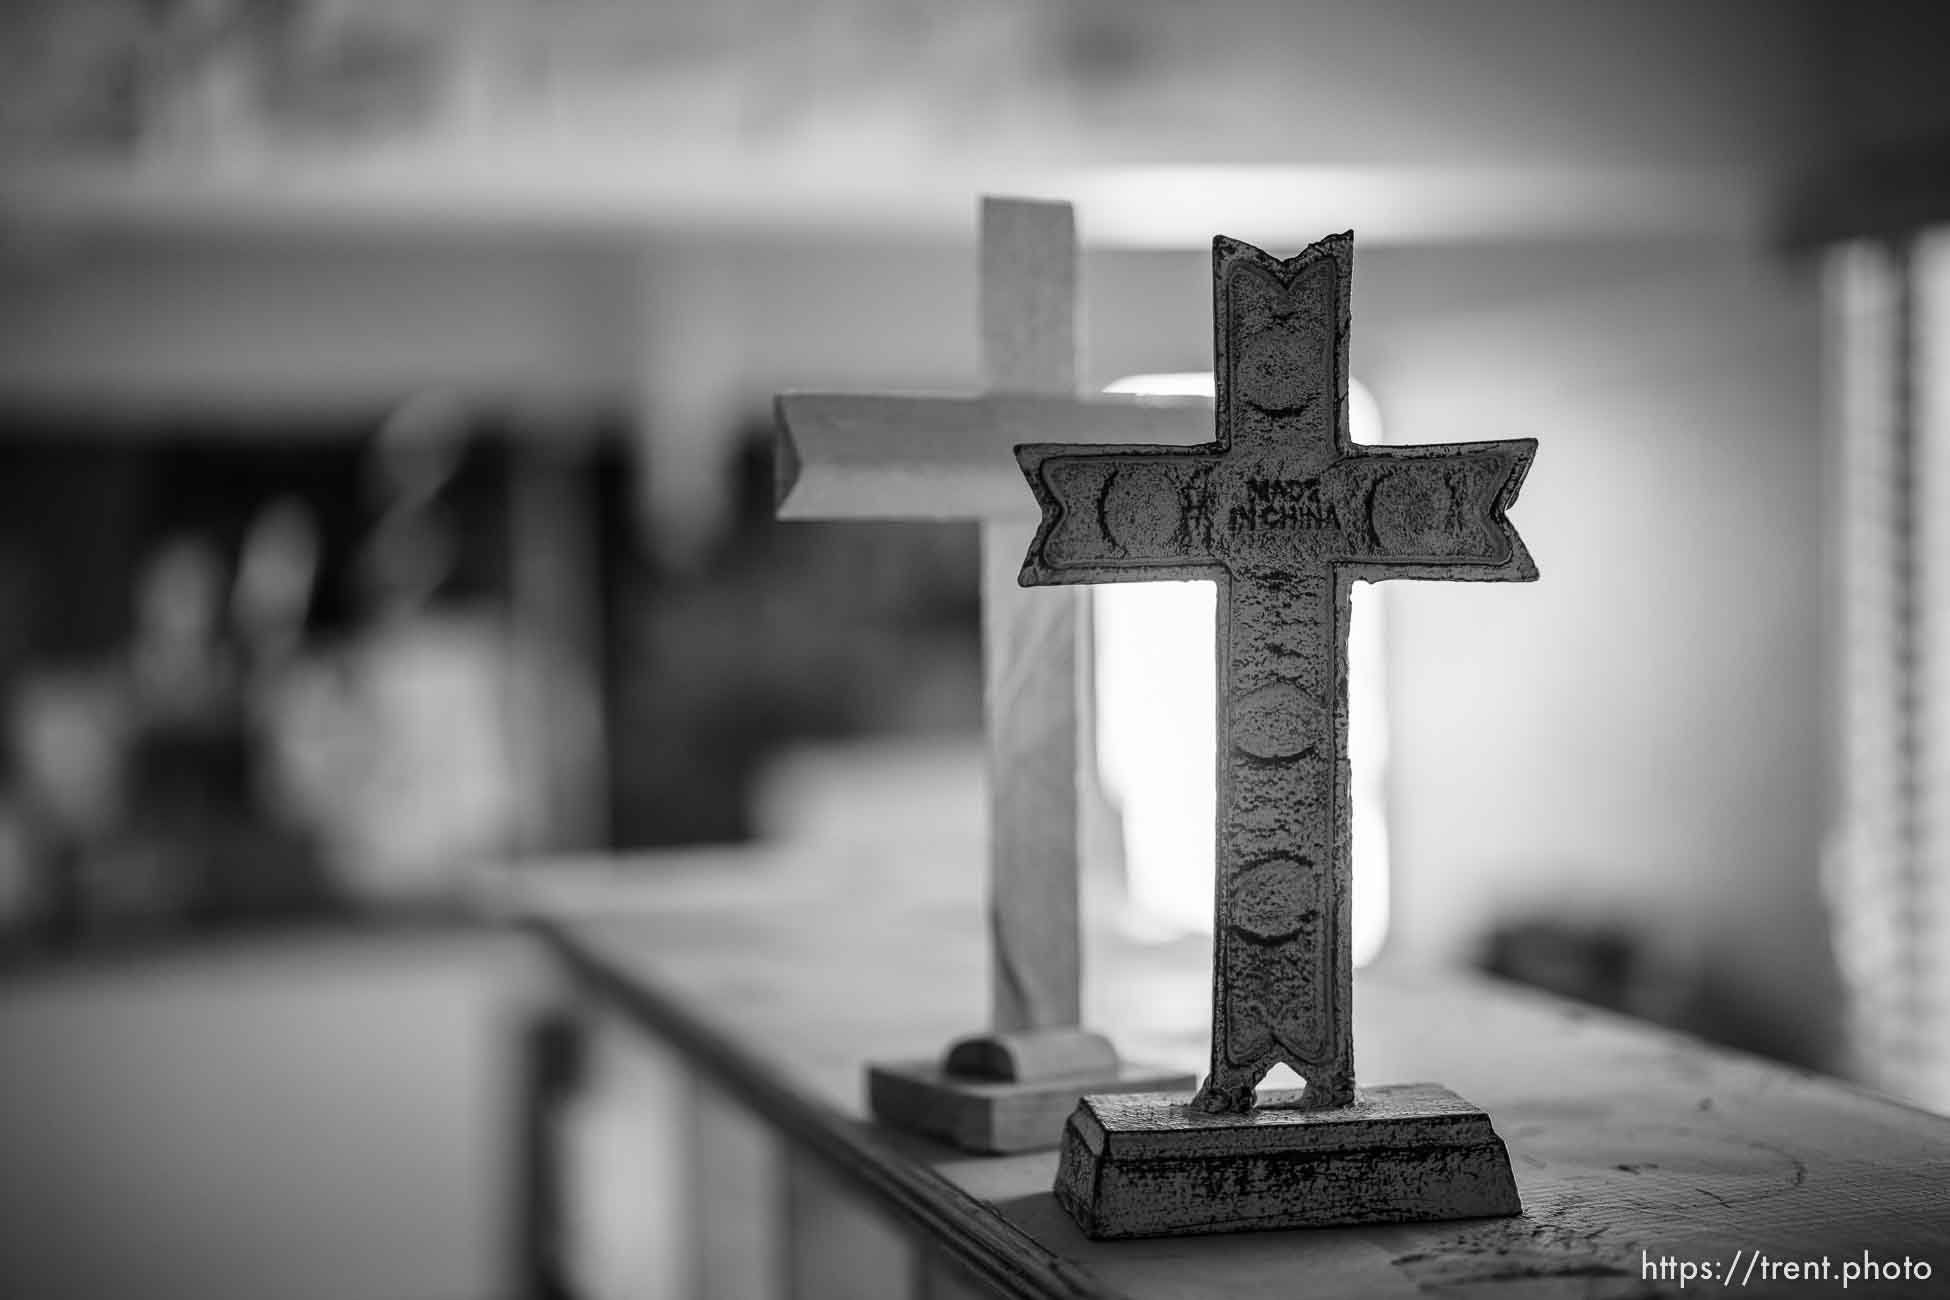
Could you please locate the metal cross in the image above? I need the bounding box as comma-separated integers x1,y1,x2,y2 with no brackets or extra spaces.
1016,232,1536,1111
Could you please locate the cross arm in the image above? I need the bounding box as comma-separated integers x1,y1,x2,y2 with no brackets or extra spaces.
1015,435,1537,585
1014,443,1223,585
1335,438,1538,583
775,393,1210,522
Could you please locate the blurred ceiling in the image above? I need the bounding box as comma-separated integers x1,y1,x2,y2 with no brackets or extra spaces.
0,1,1941,247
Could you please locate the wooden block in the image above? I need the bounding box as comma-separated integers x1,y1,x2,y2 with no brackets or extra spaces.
942,1026,1119,1082
1053,1083,1522,1240
869,1059,1197,1156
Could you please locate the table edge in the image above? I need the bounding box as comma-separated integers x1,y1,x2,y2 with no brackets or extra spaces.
534,918,1123,1300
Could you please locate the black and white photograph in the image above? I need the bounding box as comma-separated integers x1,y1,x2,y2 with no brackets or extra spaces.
1,3,1946,1297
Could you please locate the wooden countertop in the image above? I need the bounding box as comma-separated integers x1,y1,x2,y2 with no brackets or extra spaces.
507,827,1950,1300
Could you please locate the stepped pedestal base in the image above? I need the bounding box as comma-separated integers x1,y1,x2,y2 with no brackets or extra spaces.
1053,1082,1523,1239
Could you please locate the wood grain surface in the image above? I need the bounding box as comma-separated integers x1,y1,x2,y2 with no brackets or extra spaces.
514,829,1950,1300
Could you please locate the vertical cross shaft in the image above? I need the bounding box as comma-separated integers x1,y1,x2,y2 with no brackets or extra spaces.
1017,232,1537,1111
1205,567,1353,1109
978,198,1087,1033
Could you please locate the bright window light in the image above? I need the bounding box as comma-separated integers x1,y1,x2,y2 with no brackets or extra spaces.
1096,372,1390,968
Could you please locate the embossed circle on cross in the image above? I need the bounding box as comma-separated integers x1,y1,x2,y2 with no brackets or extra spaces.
1370,467,1469,556
1101,464,1179,554
1230,858,1319,943
1234,324,1328,416
1230,681,1325,760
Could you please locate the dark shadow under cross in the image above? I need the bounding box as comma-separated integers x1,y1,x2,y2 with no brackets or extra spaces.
1015,232,1536,1113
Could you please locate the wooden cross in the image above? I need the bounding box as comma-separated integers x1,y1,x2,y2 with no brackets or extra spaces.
1017,232,1536,1112
776,197,1207,1042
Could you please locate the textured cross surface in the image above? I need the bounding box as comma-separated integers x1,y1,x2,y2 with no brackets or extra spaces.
1019,232,1536,1115
775,197,1202,1151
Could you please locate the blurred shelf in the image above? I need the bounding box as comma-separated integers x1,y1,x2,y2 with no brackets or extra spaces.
526,832,1950,1298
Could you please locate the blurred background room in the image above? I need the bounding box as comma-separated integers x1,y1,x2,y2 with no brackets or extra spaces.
1,3,1947,1298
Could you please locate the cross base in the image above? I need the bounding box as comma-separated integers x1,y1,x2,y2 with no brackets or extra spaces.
1053,1082,1523,1239
868,1032,1195,1154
